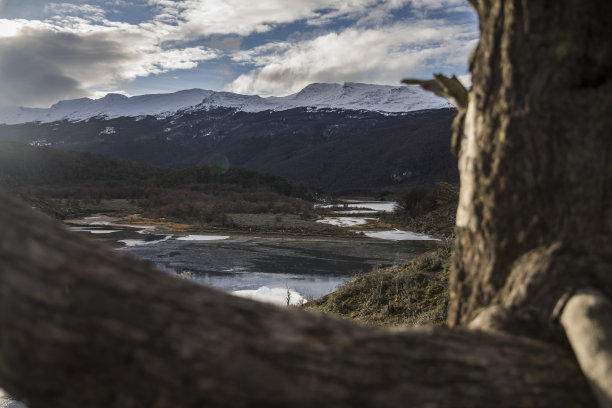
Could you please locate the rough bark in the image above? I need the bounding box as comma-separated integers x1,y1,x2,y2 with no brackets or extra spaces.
450,0,612,331
0,190,596,407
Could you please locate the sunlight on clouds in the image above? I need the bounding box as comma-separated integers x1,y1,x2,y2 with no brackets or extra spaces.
45,3,108,21
0,23,218,107
0,19,50,38
226,21,478,96
408,0,466,8
148,0,386,38
90,89,130,99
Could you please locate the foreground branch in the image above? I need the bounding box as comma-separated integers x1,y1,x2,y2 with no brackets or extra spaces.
0,190,596,407
561,290,612,408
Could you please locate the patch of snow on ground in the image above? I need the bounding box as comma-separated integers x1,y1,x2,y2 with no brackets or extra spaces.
333,210,379,214
68,227,120,234
175,235,230,241
316,217,377,227
233,286,305,306
344,201,397,213
364,229,439,241
315,201,397,213
118,235,172,247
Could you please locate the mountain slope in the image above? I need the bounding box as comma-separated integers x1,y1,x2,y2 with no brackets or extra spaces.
0,107,458,195
0,83,452,125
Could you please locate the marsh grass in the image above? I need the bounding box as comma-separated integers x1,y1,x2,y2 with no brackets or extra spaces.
304,239,452,327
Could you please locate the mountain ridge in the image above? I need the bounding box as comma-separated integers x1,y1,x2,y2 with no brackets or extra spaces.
0,106,458,195
0,82,452,125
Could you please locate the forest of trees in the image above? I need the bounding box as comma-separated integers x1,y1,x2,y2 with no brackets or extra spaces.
0,141,316,223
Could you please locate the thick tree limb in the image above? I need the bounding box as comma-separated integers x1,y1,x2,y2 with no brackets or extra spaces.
561,289,612,408
0,190,596,407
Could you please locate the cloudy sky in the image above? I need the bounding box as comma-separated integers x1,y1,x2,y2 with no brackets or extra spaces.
0,0,478,108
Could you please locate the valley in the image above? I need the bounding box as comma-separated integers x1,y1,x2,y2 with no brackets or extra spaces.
0,82,458,326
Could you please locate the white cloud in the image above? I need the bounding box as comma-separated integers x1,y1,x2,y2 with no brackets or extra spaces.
408,0,466,8
90,89,130,99
0,19,218,107
147,0,390,39
226,20,478,96
147,0,472,39
44,3,108,21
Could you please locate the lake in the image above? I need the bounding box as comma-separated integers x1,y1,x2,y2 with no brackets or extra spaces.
70,224,437,304
68,200,439,305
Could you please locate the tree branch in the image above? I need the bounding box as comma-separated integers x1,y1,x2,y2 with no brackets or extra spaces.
561,289,612,408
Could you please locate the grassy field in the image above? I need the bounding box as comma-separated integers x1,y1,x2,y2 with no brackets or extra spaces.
303,239,452,326
54,198,358,236
223,213,353,236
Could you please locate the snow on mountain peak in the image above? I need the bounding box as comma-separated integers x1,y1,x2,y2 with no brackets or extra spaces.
0,83,453,125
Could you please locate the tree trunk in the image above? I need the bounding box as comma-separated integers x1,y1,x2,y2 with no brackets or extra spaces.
0,190,596,407
1,1,611,407
450,0,612,331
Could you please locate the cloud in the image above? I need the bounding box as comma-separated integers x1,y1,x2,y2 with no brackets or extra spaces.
0,22,217,107
44,3,108,21
205,35,242,51
407,0,466,9
0,29,124,107
226,20,478,96
147,0,389,39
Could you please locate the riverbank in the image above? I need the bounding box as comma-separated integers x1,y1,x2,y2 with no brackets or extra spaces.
303,184,458,326
63,198,442,240
65,211,362,239
303,238,451,326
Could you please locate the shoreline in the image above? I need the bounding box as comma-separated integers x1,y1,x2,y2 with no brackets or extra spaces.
64,212,442,241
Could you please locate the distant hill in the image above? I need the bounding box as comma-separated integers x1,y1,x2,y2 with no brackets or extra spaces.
0,107,458,196
0,141,300,197
0,141,318,224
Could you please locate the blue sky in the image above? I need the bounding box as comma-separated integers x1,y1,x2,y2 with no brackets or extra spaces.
0,0,478,107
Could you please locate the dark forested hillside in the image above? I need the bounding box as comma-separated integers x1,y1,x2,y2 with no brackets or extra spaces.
0,141,295,193
0,141,315,223
0,107,458,195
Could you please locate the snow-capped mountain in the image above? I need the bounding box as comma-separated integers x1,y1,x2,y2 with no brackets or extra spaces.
0,83,452,125
0,89,214,125
270,82,451,112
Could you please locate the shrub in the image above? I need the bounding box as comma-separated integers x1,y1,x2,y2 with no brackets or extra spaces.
394,186,436,218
